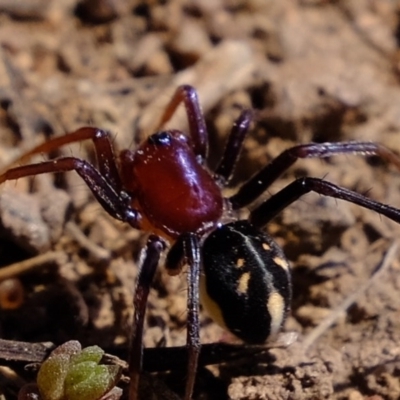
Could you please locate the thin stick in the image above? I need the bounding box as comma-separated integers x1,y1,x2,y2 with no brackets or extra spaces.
65,221,111,263
0,251,66,280
302,241,399,352
0,338,274,372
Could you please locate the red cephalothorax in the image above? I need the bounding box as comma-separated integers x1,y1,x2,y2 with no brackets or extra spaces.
131,130,223,237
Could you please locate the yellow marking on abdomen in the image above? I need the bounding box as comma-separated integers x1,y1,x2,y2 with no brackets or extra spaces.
262,243,271,251
237,272,250,295
267,291,285,336
273,256,290,271
236,258,245,268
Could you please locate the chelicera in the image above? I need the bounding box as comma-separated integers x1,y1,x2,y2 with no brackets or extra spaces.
2,85,400,400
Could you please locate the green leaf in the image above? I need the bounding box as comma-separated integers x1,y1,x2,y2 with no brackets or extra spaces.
36,341,121,400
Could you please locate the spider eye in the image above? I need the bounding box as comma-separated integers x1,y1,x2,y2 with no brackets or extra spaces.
148,131,171,146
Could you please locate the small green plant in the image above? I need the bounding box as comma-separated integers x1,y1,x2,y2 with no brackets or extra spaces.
19,341,122,400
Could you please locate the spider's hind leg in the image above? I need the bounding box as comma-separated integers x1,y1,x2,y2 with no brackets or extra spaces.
249,177,400,228
230,141,400,209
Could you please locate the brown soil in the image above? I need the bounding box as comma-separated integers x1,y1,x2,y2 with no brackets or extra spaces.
1,1,400,399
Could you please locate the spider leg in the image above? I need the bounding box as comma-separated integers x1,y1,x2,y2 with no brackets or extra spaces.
156,85,208,161
184,233,201,400
2,127,122,191
0,157,140,228
214,109,253,185
165,233,201,400
128,235,165,400
249,177,400,228
230,142,400,209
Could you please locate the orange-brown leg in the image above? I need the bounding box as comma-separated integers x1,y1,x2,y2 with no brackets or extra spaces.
0,157,140,228
129,235,165,400
2,127,122,191
156,85,208,161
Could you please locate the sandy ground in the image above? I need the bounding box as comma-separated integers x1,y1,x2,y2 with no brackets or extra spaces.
1,1,400,399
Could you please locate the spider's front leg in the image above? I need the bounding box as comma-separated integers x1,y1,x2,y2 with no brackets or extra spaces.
129,235,166,400
214,109,253,185
157,84,256,184
156,85,208,162
183,234,201,400
164,233,202,400
0,156,140,228
1,127,122,191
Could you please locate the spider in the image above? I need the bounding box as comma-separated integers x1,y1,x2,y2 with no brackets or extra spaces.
2,85,400,400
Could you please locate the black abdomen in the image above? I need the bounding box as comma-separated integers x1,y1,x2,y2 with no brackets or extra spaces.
201,220,291,344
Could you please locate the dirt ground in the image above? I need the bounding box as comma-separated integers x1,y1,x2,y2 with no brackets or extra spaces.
1,0,400,399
